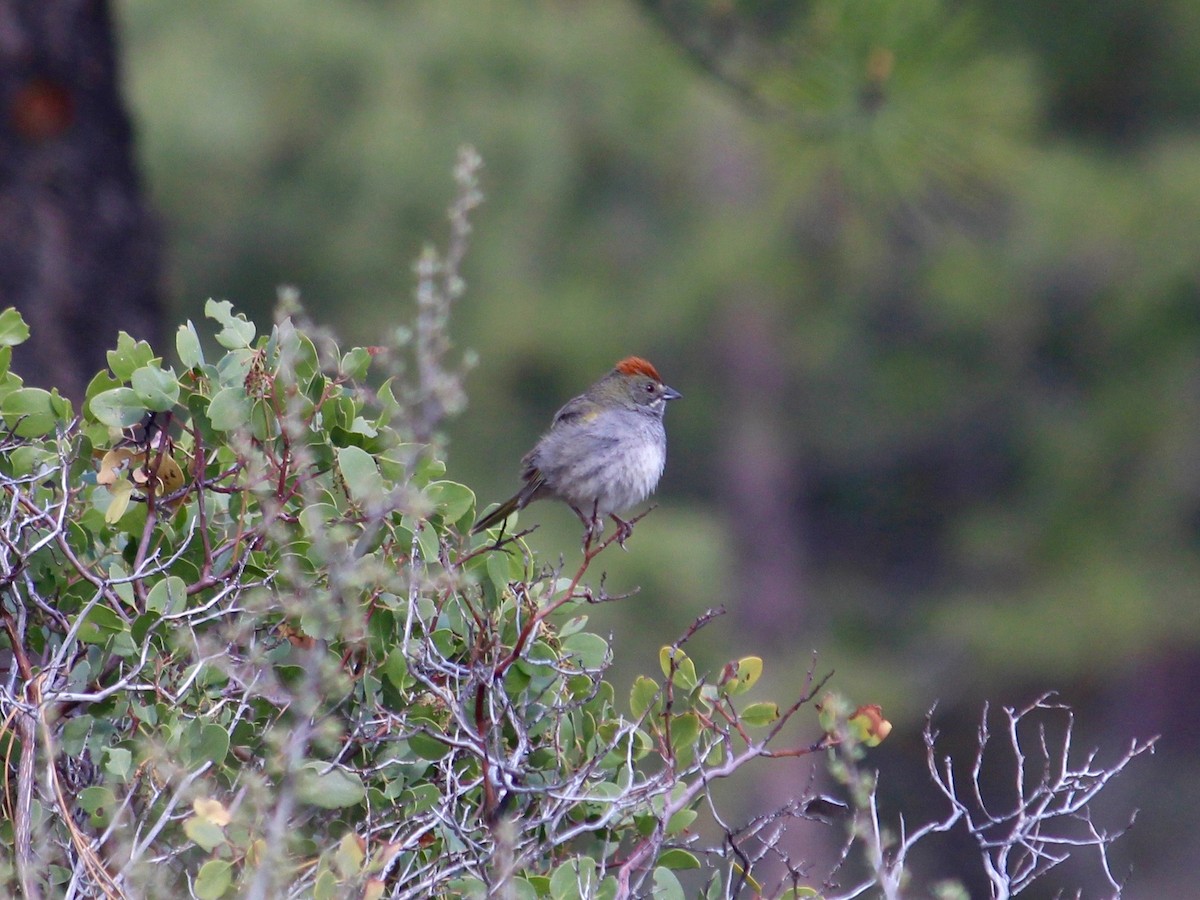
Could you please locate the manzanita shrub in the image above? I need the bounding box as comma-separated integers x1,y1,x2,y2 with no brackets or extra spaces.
0,150,1155,900
0,300,876,899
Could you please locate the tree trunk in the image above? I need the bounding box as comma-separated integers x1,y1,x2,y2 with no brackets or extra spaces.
0,0,162,400
714,295,811,641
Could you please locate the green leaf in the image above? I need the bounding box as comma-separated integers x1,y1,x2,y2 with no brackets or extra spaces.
313,868,337,900
657,849,700,871
206,299,257,349
295,763,366,808
401,783,440,815
8,444,52,476
176,321,206,369
76,604,128,644
659,646,698,692
248,398,277,442
146,576,188,615
206,387,252,432
728,656,763,695
83,369,122,410
407,725,451,761
215,348,255,388
194,859,233,900
630,675,660,719
411,448,446,484
817,695,843,733
131,364,180,411
486,551,516,597
670,713,701,755
651,867,685,900
563,632,609,669
77,786,115,815
190,723,230,767
106,332,156,381
0,308,29,346
779,888,823,899
447,877,487,897
383,648,409,691
741,701,781,728
110,631,139,659
666,806,698,836
61,715,93,756
184,816,227,852
334,832,366,879
412,520,441,564
107,563,135,606
337,445,384,503
0,387,61,436
90,387,146,428
424,480,475,524
298,502,338,538
550,858,598,900
275,318,319,382
47,865,72,886
102,747,133,781
341,346,372,380
507,877,539,900
559,615,589,637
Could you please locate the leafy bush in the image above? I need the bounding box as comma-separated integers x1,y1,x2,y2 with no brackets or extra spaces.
0,293,832,899
0,155,1153,899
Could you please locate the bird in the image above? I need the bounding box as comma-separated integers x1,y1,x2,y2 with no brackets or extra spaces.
472,357,681,545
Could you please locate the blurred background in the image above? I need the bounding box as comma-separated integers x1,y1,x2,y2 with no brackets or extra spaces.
8,0,1200,894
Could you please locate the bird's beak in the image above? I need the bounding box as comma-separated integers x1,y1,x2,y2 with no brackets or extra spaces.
662,385,682,401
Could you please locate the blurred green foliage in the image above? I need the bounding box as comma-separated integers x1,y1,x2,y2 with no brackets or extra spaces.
115,0,1200,891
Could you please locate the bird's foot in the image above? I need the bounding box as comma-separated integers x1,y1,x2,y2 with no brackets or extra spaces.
610,514,633,549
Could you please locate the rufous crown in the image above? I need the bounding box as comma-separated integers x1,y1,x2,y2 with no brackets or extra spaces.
615,357,661,381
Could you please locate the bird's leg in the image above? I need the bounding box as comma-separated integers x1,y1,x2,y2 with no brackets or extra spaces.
586,501,605,551
609,514,634,549
573,502,604,553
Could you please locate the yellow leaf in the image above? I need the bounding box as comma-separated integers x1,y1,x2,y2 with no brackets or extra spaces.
97,447,142,486
367,841,402,875
105,480,134,524
100,443,186,498
193,797,232,827
848,704,892,747
729,862,763,893
721,656,763,695
246,838,267,866
154,454,186,493
335,832,366,878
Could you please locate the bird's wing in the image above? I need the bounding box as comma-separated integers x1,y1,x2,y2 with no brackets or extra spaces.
550,394,599,428
514,462,550,507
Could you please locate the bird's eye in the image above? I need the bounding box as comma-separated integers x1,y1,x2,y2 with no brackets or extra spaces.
645,382,657,393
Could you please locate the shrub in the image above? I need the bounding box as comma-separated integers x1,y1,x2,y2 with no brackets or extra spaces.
0,152,1153,899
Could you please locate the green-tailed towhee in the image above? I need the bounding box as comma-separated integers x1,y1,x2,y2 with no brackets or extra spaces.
473,357,681,543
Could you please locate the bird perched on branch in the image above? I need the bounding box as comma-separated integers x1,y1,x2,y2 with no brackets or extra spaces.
472,357,681,545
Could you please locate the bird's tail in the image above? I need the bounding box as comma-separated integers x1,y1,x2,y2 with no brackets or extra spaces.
471,493,522,534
